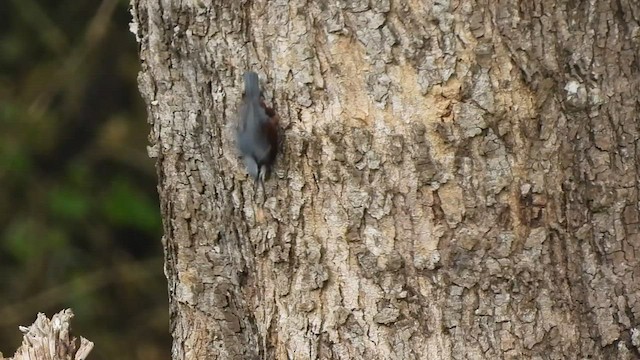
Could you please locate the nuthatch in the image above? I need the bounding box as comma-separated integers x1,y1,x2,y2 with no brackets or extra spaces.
236,71,279,186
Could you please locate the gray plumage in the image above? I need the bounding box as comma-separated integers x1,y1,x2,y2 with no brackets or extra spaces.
236,72,278,185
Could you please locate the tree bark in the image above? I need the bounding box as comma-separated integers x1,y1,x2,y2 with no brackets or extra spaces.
130,0,640,359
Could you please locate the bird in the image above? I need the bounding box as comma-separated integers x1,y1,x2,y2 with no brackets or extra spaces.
236,71,279,188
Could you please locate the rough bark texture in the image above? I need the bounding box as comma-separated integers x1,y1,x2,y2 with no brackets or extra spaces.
130,0,640,359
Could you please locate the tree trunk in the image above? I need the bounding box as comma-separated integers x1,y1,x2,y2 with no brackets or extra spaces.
130,0,640,359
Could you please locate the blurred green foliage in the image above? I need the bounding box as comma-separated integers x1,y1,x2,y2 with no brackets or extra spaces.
0,0,169,359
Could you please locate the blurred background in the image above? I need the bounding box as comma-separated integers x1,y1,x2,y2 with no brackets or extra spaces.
0,0,169,359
